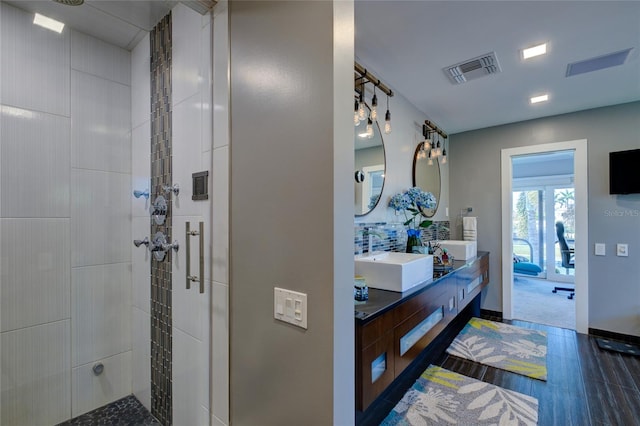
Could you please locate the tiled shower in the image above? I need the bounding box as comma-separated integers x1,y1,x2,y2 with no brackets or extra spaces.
0,2,230,425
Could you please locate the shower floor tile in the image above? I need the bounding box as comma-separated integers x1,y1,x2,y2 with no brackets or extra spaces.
57,395,160,426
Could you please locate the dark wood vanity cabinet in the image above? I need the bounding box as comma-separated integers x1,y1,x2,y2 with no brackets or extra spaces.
456,253,489,311
355,252,489,412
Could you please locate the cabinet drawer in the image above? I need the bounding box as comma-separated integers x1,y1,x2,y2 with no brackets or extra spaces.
393,289,451,373
360,310,395,349
357,331,395,411
392,282,447,325
457,256,489,309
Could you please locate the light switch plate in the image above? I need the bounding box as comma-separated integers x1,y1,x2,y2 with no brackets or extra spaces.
595,243,606,256
274,287,308,329
616,243,629,257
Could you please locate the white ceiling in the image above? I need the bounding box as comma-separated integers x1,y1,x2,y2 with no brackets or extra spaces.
355,1,640,134
4,0,178,50
5,1,639,134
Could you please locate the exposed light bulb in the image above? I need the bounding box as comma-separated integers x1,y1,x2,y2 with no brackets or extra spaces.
424,139,431,150
384,109,391,134
371,92,378,121
441,153,447,164
354,99,360,126
357,102,366,121
366,117,374,138
358,85,366,121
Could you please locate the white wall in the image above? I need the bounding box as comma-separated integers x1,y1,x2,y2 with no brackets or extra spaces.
170,4,213,425
1,3,132,424
353,74,450,225
130,28,152,413
210,1,231,425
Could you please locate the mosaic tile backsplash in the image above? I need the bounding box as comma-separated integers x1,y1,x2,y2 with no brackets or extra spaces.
150,12,173,426
355,221,450,255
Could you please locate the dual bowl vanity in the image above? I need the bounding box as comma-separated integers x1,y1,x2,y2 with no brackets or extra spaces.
354,250,490,418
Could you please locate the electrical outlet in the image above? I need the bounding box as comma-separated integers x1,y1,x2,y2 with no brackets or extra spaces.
616,243,629,257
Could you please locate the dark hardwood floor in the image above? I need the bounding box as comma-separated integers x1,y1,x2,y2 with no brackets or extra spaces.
432,316,640,426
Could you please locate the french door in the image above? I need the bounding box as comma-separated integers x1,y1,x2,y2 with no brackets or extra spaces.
512,184,575,283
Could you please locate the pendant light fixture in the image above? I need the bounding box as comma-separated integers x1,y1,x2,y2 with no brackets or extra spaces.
423,119,448,166
370,86,378,121
422,125,432,151
384,95,392,134
366,116,374,139
354,98,360,126
354,62,393,134
357,81,367,122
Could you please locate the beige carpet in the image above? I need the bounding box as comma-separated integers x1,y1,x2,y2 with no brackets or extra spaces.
513,276,575,330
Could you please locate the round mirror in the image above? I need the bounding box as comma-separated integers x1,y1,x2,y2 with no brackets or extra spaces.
412,144,441,217
354,105,386,216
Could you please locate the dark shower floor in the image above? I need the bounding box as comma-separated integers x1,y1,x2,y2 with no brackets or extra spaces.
56,395,160,426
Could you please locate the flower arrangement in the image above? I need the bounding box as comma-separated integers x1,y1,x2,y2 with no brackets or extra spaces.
388,187,437,252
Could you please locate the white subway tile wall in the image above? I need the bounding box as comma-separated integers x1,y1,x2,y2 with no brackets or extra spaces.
0,3,133,423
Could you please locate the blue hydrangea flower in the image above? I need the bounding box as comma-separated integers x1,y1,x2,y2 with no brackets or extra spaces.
389,193,411,211
388,187,438,231
415,191,437,209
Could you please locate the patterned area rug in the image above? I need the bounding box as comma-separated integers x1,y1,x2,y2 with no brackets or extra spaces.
446,317,548,380
381,365,539,425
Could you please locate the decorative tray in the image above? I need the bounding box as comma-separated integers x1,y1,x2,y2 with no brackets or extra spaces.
433,263,453,273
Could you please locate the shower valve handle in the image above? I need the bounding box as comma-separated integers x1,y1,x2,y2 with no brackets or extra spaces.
134,237,150,248
133,189,150,199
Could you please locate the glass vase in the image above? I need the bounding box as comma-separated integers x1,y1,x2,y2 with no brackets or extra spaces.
406,229,423,253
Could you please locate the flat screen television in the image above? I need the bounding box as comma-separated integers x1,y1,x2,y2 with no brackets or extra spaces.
609,148,640,194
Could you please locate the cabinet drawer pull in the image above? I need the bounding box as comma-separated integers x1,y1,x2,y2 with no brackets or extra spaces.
399,307,444,356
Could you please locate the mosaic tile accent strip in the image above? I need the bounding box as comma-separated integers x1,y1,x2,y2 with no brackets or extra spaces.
150,12,173,426
355,221,450,254
56,395,160,426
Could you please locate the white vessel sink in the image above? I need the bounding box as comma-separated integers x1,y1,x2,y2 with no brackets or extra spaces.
433,240,477,260
355,252,434,292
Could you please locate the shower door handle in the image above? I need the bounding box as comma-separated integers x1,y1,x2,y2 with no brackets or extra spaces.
186,221,204,293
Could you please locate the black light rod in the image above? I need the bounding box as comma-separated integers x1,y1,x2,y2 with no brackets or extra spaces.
354,62,394,97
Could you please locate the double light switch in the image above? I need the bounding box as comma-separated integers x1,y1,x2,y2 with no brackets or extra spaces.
274,287,308,329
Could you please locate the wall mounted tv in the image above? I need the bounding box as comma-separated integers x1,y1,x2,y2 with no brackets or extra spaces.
609,148,640,194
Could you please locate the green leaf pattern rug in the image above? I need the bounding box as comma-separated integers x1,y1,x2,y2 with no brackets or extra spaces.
381,365,539,425
446,317,547,381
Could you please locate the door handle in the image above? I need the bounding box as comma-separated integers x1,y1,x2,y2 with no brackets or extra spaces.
186,221,205,293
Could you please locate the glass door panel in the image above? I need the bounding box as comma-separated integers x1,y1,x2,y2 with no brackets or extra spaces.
512,190,546,276
548,187,575,281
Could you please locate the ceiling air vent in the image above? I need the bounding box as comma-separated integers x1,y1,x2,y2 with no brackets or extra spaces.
443,52,502,85
566,48,633,77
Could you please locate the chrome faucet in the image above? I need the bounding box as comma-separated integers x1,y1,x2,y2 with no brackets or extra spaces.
366,227,385,254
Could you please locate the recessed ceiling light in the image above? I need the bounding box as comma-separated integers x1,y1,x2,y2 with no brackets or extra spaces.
33,13,65,33
530,94,549,104
522,43,547,60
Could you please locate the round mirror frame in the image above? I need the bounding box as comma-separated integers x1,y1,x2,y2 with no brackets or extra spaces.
412,143,441,218
354,105,387,217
